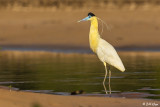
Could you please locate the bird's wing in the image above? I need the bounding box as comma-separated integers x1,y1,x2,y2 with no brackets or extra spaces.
97,39,125,72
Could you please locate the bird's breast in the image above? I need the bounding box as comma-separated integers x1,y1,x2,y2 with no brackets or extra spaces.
89,18,100,53
89,33,99,53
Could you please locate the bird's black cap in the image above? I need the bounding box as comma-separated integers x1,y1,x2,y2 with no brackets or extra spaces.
88,12,95,16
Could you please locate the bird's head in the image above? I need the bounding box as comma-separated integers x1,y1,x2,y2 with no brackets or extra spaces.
78,12,96,22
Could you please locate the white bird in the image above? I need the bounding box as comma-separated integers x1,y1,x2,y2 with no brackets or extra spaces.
78,12,125,95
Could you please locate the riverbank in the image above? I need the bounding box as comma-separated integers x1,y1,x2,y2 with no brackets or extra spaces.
0,88,159,107
0,9,160,50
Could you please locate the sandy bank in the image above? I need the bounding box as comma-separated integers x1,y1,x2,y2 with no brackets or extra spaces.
0,9,160,49
0,88,159,107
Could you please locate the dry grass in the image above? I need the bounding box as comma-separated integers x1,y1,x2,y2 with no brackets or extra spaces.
0,0,160,10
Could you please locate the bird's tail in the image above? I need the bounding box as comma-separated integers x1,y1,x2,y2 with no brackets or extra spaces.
117,63,125,72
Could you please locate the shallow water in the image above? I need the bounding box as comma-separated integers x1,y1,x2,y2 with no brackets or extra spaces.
0,51,160,99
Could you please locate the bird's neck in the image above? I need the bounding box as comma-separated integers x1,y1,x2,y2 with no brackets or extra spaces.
89,17,100,53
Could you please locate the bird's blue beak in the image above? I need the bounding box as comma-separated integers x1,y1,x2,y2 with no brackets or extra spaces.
78,16,90,22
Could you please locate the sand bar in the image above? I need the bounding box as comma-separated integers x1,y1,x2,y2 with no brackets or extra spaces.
0,88,159,107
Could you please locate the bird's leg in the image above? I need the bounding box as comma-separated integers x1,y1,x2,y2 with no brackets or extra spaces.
108,66,112,96
103,62,108,94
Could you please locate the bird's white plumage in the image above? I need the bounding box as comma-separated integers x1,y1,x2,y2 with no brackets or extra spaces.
96,38,125,72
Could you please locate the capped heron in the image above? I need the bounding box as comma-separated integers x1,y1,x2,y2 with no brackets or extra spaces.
78,12,125,95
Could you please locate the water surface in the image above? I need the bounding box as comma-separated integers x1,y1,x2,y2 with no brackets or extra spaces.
0,51,160,99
